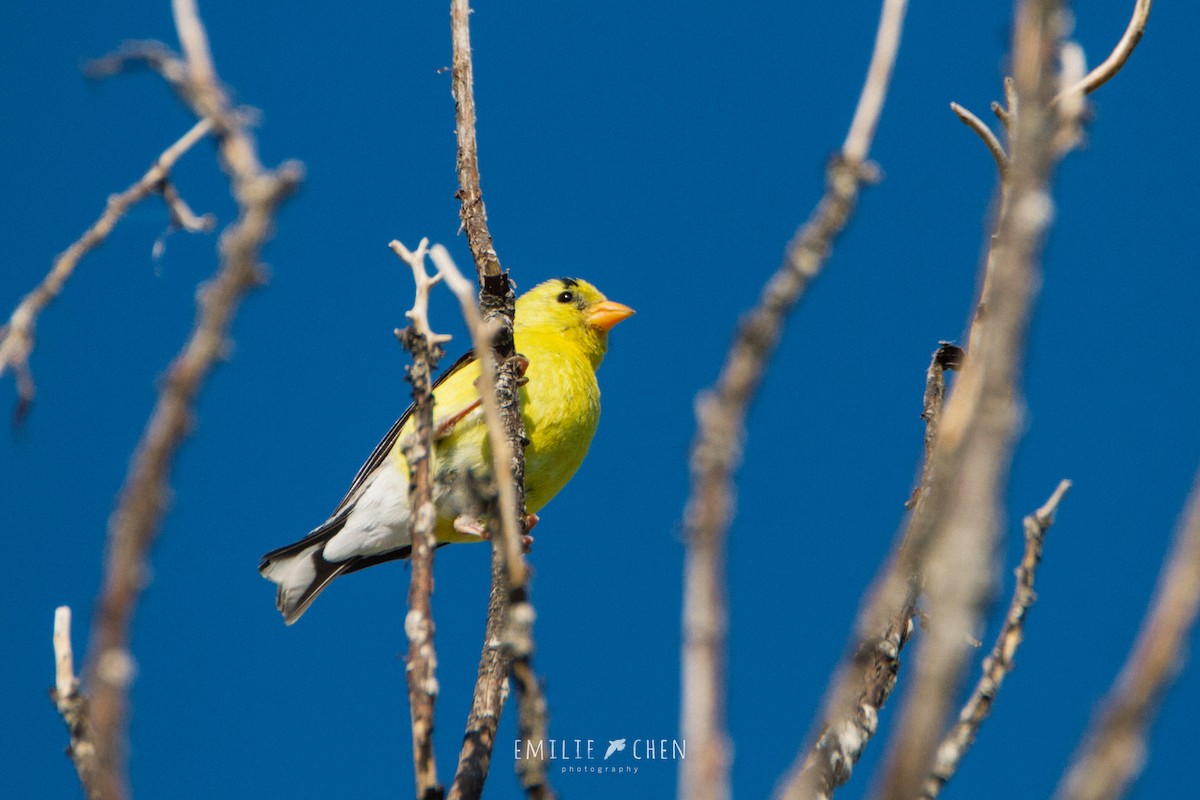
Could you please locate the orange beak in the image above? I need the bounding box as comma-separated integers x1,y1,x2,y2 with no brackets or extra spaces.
586,300,635,332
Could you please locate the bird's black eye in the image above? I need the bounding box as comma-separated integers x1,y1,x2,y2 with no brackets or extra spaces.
557,290,574,304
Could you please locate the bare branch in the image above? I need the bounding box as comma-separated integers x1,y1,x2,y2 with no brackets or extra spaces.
779,342,958,800
678,3,910,800
871,3,1074,797
1056,0,1152,101
949,102,1009,178
842,0,909,163
447,547,511,800
0,118,213,419
75,4,303,796
449,0,501,282
85,40,189,93
433,247,554,800
445,4,551,797
390,239,448,800
50,607,103,798
779,3,1093,798
1054,470,1200,800
920,480,1071,800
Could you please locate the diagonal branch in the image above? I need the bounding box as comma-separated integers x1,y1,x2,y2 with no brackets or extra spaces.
391,238,451,800
779,342,958,800
678,3,911,800
0,118,213,421
869,2,1073,797
1054,469,1200,800
64,3,303,798
919,480,1071,800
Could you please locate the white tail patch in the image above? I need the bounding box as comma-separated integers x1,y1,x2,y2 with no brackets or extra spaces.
260,543,321,617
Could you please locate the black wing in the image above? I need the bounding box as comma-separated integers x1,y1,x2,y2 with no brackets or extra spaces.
328,348,479,517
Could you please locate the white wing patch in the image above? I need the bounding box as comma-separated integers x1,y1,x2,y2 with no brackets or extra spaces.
323,465,414,561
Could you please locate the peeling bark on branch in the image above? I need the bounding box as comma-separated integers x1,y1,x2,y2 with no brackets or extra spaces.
392,239,449,800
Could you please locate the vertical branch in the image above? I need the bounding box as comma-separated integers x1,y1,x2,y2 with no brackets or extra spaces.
680,3,910,800
391,239,451,800
446,4,552,799
919,480,1071,800
434,247,555,800
69,5,303,798
447,547,512,800
1054,471,1200,800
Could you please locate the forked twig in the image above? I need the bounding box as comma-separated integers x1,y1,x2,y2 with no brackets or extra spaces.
0,118,213,420
390,238,449,800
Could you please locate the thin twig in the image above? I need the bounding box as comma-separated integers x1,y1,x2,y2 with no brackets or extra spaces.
75,3,303,797
1055,0,1152,101
1054,470,1200,800
842,0,909,163
50,607,101,798
677,3,910,800
949,103,1009,179
432,247,555,800
449,0,500,282
920,480,1071,800
391,239,450,800
0,118,213,420
779,343,958,800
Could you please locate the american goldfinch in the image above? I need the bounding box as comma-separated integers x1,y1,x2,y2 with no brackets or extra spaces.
260,277,634,623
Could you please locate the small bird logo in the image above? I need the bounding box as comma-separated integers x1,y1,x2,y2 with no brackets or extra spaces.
604,739,627,760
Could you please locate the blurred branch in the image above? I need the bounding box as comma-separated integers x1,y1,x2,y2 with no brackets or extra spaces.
920,480,1071,800
779,342,958,800
949,103,1009,179
0,118,213,422
1054,471,1200,800
63,3,302,798
870,1,1072,796
681,2,910,797
391,239,450,800
869,3,1081,797
777,2,1091,798
1056,0,1152,101
50,607,103,798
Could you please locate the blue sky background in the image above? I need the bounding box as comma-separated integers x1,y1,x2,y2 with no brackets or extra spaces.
3,2,1198,799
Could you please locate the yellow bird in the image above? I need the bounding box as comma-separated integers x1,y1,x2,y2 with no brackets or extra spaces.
260,277,634,623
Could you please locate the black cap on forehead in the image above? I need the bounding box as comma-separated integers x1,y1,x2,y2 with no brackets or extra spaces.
559,277,579,289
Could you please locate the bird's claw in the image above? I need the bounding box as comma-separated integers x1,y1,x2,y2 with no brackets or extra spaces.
508,354,530,386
